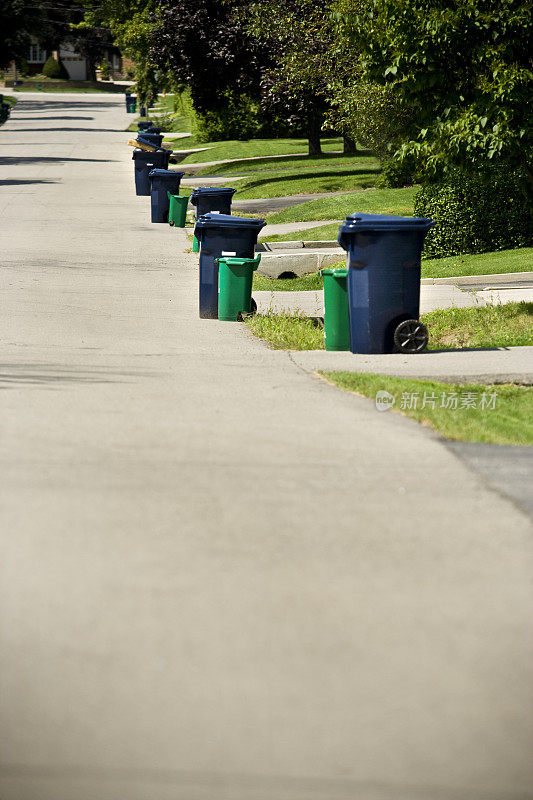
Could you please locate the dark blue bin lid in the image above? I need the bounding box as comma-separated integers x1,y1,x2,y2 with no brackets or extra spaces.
195,212,265,230
148,169,185,180
339,212,434,235
133,148,165,160
136,135,162,147
191,187,236,197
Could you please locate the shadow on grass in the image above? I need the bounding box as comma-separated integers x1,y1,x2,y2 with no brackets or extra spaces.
237,167,381,194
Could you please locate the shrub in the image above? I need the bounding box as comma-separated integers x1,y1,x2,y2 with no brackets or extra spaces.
376,157,414,188
42,55,69,80
193,91,290,142
414,167,532,258
99,60,110,80
16,57,29,76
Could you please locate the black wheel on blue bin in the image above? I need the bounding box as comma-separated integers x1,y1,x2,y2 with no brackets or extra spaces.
393,319,429,353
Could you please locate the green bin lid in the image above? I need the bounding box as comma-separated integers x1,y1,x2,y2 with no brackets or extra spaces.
319,267,347,277
216,254,261,267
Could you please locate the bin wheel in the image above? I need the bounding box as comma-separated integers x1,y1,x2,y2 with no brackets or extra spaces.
393,319,428,353
169,220,175,227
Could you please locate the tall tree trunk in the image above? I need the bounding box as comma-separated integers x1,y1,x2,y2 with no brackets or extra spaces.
86,53,97,82
308,113,322,156
343,135,357,155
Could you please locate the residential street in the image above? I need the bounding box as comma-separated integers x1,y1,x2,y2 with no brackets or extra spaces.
1,93,532,800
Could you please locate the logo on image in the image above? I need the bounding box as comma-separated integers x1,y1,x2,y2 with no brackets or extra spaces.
375,390,396,412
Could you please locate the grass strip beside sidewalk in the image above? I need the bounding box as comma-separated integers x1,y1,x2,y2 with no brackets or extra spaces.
265,187,417,225
321,372,533,445
244,303,532,351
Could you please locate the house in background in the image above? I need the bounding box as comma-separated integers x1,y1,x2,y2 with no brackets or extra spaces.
5,37,126,82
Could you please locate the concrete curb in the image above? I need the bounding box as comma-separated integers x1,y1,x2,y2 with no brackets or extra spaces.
256,250,342,278
288,346,533,385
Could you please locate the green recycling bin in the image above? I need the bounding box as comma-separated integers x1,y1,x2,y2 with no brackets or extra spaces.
217,254,261,321
168,192,188,227
192,234,200,253
320,267,350,351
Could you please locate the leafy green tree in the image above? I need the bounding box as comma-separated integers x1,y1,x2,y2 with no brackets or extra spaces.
245,0,333,154
150,0,268,120
80,0,158,103
0,0,43,69
341,0,533,192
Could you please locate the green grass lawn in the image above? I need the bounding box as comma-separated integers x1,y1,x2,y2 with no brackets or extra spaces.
265,187,417,225
422,247,533,278
175,137,345,164
321,373,533,445
245,314,325,350
10,80,125,93
233,165,380,200
253,272,323,291
196,152,377,176
244,303,532,350
425,302,532,349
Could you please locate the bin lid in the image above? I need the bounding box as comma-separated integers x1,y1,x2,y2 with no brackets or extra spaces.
339,212,434,234
133,149,162,160
191,187,236,196
216,254,262,267
136,135,161,147
195,212,266,231
319,267,347,277
148,169,185,179
190,187,236,204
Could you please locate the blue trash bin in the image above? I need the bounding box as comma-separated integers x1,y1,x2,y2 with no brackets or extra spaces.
149,169,185,223
338,212,434,354
195,213,266,319
138,132,164,148
190,187,236,218
132,149,171,196
137,121,153,131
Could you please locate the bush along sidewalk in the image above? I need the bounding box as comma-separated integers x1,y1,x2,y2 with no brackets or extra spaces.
320,373,533,446
415,167,533,258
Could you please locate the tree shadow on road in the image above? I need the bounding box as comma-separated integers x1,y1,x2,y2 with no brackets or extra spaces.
0,156,116,164
7,128,123,133
14,115,94,120
0,179,60,185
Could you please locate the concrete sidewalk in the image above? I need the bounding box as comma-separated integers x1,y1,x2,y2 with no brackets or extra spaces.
1,94,532,800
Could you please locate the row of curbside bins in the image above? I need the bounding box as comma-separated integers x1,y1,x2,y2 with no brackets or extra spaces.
127,95,434,353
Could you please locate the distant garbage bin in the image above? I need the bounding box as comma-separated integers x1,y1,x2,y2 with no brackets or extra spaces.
138,132,164,148
125,95,136,113
190,188,236,253
319,267,350,351
217,254,261,321
194,213,265,319
0,102,11,123
149,169,184,223
140,105,147,117
338,212,434,354
168,193,188,227
132,148,171,196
